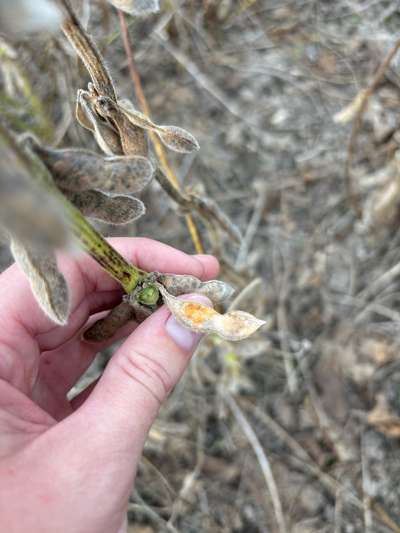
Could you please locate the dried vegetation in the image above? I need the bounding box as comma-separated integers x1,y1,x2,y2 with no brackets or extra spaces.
3,0,400,531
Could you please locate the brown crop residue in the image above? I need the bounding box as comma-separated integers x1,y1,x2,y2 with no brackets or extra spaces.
182,302,217,326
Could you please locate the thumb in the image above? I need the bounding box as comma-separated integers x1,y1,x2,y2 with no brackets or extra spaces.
78,294,211,456
9,295,211,533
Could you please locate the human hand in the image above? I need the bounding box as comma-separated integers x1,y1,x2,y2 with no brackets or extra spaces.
0,238,219,533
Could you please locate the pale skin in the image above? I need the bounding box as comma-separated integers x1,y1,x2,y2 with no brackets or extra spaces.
0,237,219,533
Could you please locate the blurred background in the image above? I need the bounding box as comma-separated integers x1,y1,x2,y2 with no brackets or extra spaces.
3,1,400,531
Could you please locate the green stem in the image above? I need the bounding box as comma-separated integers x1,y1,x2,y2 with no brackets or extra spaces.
65,201,144,292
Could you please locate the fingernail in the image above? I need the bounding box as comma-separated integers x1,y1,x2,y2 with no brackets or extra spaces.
165,294,212,351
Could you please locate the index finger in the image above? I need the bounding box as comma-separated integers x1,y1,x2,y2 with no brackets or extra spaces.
77,237,219,293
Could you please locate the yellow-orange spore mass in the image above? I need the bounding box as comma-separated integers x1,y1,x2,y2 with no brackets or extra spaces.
181,302,217,326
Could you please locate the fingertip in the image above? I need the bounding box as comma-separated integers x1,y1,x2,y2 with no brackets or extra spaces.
193,254,220,280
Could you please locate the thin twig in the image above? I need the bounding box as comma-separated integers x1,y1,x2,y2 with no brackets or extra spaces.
154,168,241,243
242,398,340,496
361,433,374,533
168,428,205,527
225,393,287,533
345,38,400,215
235,180,268,269
273,245,298,394
129,490,179,533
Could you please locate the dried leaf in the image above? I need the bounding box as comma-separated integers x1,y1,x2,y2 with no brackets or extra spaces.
106,0,160,15
333,89,368,124
33,143,154,194
363,155,400,227
367,394,400,438
157,126,200,154
10,239,69,325
63,189,145,225
84,301,135,342
156,273,234,304
158,285,265,341
364,168,400,229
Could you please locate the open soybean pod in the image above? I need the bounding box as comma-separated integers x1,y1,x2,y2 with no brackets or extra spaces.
157,285,265,341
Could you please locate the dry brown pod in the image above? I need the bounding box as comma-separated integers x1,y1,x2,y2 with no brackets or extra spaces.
116,99,200,154
156,273,234,304
76,91,123,156
84,301,135,342
156,126,200,154
63,189,145,225
93,96,149,157
10,239,69,325
157,285,265,341
33,143,154,194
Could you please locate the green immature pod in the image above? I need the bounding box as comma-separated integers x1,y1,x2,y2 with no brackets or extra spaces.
137,285,160,306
